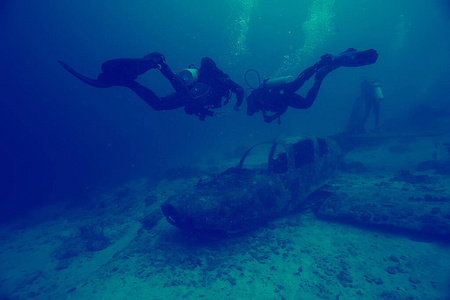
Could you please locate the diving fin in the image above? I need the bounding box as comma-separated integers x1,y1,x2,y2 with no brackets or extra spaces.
58,61,112,88
329,48,378,67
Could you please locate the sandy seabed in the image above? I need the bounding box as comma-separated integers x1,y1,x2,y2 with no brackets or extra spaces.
1,133,449,300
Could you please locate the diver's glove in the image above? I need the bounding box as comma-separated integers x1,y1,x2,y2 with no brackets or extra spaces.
214,111,228,118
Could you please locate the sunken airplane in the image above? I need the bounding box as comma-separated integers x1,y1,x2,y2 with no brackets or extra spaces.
161,136,342,236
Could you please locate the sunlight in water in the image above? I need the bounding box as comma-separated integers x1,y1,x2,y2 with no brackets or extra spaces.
392,14,409,52
229,0,257,58
276,0,335,76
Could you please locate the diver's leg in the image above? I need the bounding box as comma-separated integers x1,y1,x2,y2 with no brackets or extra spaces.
287,62,337,109
374,101,381,130
99,53,164,86
124,81,184,111
101,59,152,78
300,79,323,108
283,52,338,93
314,62,341,82
361,101,372,130
287,78,322,110
158,62,191,97
282,48,376,94
284,62,324,93
345,96,366,134
59,53,165,88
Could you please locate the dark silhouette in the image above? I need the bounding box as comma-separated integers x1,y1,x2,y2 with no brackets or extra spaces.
246,48,379,124
360,80,383,131
344,79,383,134
59,53,244,121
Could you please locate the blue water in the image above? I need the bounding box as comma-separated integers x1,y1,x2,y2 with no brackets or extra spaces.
1,0,450,221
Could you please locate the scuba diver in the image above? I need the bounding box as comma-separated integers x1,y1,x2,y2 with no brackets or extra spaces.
58,53,244,121
245,48,379,124
360,79,383,131
344,79,384,134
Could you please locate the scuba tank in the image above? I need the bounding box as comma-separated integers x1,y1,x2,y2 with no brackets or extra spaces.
179,67,211,99
373,81,384,100
263,76,294,89
178,68,199,86
189,82,211,99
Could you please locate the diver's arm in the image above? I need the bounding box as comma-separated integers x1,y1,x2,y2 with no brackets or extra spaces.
263,111,283,123
228,79,245,107
184,105,214,121
262,101,289,123
196,107,215,121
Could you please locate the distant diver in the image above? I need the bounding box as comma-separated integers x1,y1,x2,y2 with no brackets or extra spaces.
360,79,384,132
58,53,244,121
245,48,379,124
344,79,384,134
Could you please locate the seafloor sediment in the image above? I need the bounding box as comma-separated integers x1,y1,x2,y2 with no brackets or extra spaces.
0,133,449,300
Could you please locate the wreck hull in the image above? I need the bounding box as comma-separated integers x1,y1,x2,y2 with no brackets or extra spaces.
161,137,342,235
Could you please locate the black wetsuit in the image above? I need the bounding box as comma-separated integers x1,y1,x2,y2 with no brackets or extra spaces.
246,48,378,124
360,80,381,131
59,54,244,121
246,62,328,124
126,57,244,120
